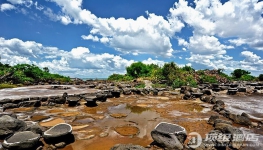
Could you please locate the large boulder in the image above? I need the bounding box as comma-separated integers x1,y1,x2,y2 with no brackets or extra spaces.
67,97,80,107
95,93,107,102
183,91,191,100
43,123,74,144
83,96,97,107
2,131,40,150
151,122,187,150
200,95,214,103
110,144,147,150
0,115,27,139
111,90,121,98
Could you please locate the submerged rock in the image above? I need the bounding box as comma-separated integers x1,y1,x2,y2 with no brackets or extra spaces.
2,131,40,150
110,144,147,150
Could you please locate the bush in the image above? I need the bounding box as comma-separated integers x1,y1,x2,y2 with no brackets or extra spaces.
240,74,255,81
126,62,150,78
0,84,17,89
172,78,186,88
108,74,133,81
152,83,167,88
135,83,145,88
200,75,218,83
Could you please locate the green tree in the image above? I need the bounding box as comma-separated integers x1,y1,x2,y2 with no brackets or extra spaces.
126,62,149,78
259,74,263,81
231,69,251,79
162,62,179,84
43,67,49,73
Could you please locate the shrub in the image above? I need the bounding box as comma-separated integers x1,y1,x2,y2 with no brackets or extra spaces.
240,74,255,81
259,74,263,81
200,75,218,83
108,74,133,81
172,78,186,88
135,83,145,88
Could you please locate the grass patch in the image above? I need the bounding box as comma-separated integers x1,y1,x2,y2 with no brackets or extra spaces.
152,83,167,88
0,84,17,89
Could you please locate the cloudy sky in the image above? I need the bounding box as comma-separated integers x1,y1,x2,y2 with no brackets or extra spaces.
0,0,263,78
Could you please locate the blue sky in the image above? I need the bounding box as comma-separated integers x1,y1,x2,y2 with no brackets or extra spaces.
0,0,263,78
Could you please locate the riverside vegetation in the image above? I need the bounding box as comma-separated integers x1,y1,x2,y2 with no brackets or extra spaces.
108,62,263,87
0,63,70,88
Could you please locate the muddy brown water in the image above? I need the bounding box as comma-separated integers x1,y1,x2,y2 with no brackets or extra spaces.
0,86,262,150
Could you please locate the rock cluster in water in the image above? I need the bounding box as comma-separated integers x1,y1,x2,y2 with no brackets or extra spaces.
0,114,74,150
0,80,262,150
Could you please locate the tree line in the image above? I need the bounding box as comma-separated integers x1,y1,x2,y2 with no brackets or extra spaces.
0,63,70,85
108,62,263,88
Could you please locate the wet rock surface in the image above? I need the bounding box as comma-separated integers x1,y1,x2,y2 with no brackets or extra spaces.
2,131,40,150
0,83,262,150
0,115,27,139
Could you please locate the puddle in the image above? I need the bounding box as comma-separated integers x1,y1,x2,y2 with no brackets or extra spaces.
126,104,149,114
114,125,140,136
169,110,190,116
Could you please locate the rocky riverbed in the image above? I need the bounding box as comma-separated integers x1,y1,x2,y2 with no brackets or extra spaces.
0,82,262,150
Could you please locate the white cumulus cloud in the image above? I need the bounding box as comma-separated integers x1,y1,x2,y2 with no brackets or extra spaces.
0,3,15,12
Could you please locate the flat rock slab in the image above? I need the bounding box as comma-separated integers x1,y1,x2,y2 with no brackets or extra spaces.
3,131,40,150
43,123,73,144
155,122,186,134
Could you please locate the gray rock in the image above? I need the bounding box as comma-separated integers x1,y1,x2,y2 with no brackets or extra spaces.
43,123,74,144
202,89,213,95
25,123,46,135
151,122,187,150
0,115,27,139
207,115,219,125
183,91,191,100
54,142,66,148
200,95,214,103
3,103,18,110
18,100,41,107
111,90,121,98
110,144,147,150
215,100,225,107
229,113,251,126
95,93,107,102
214,119,233,126
67,97,80,107
123,88,132,95
2,131,40,150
